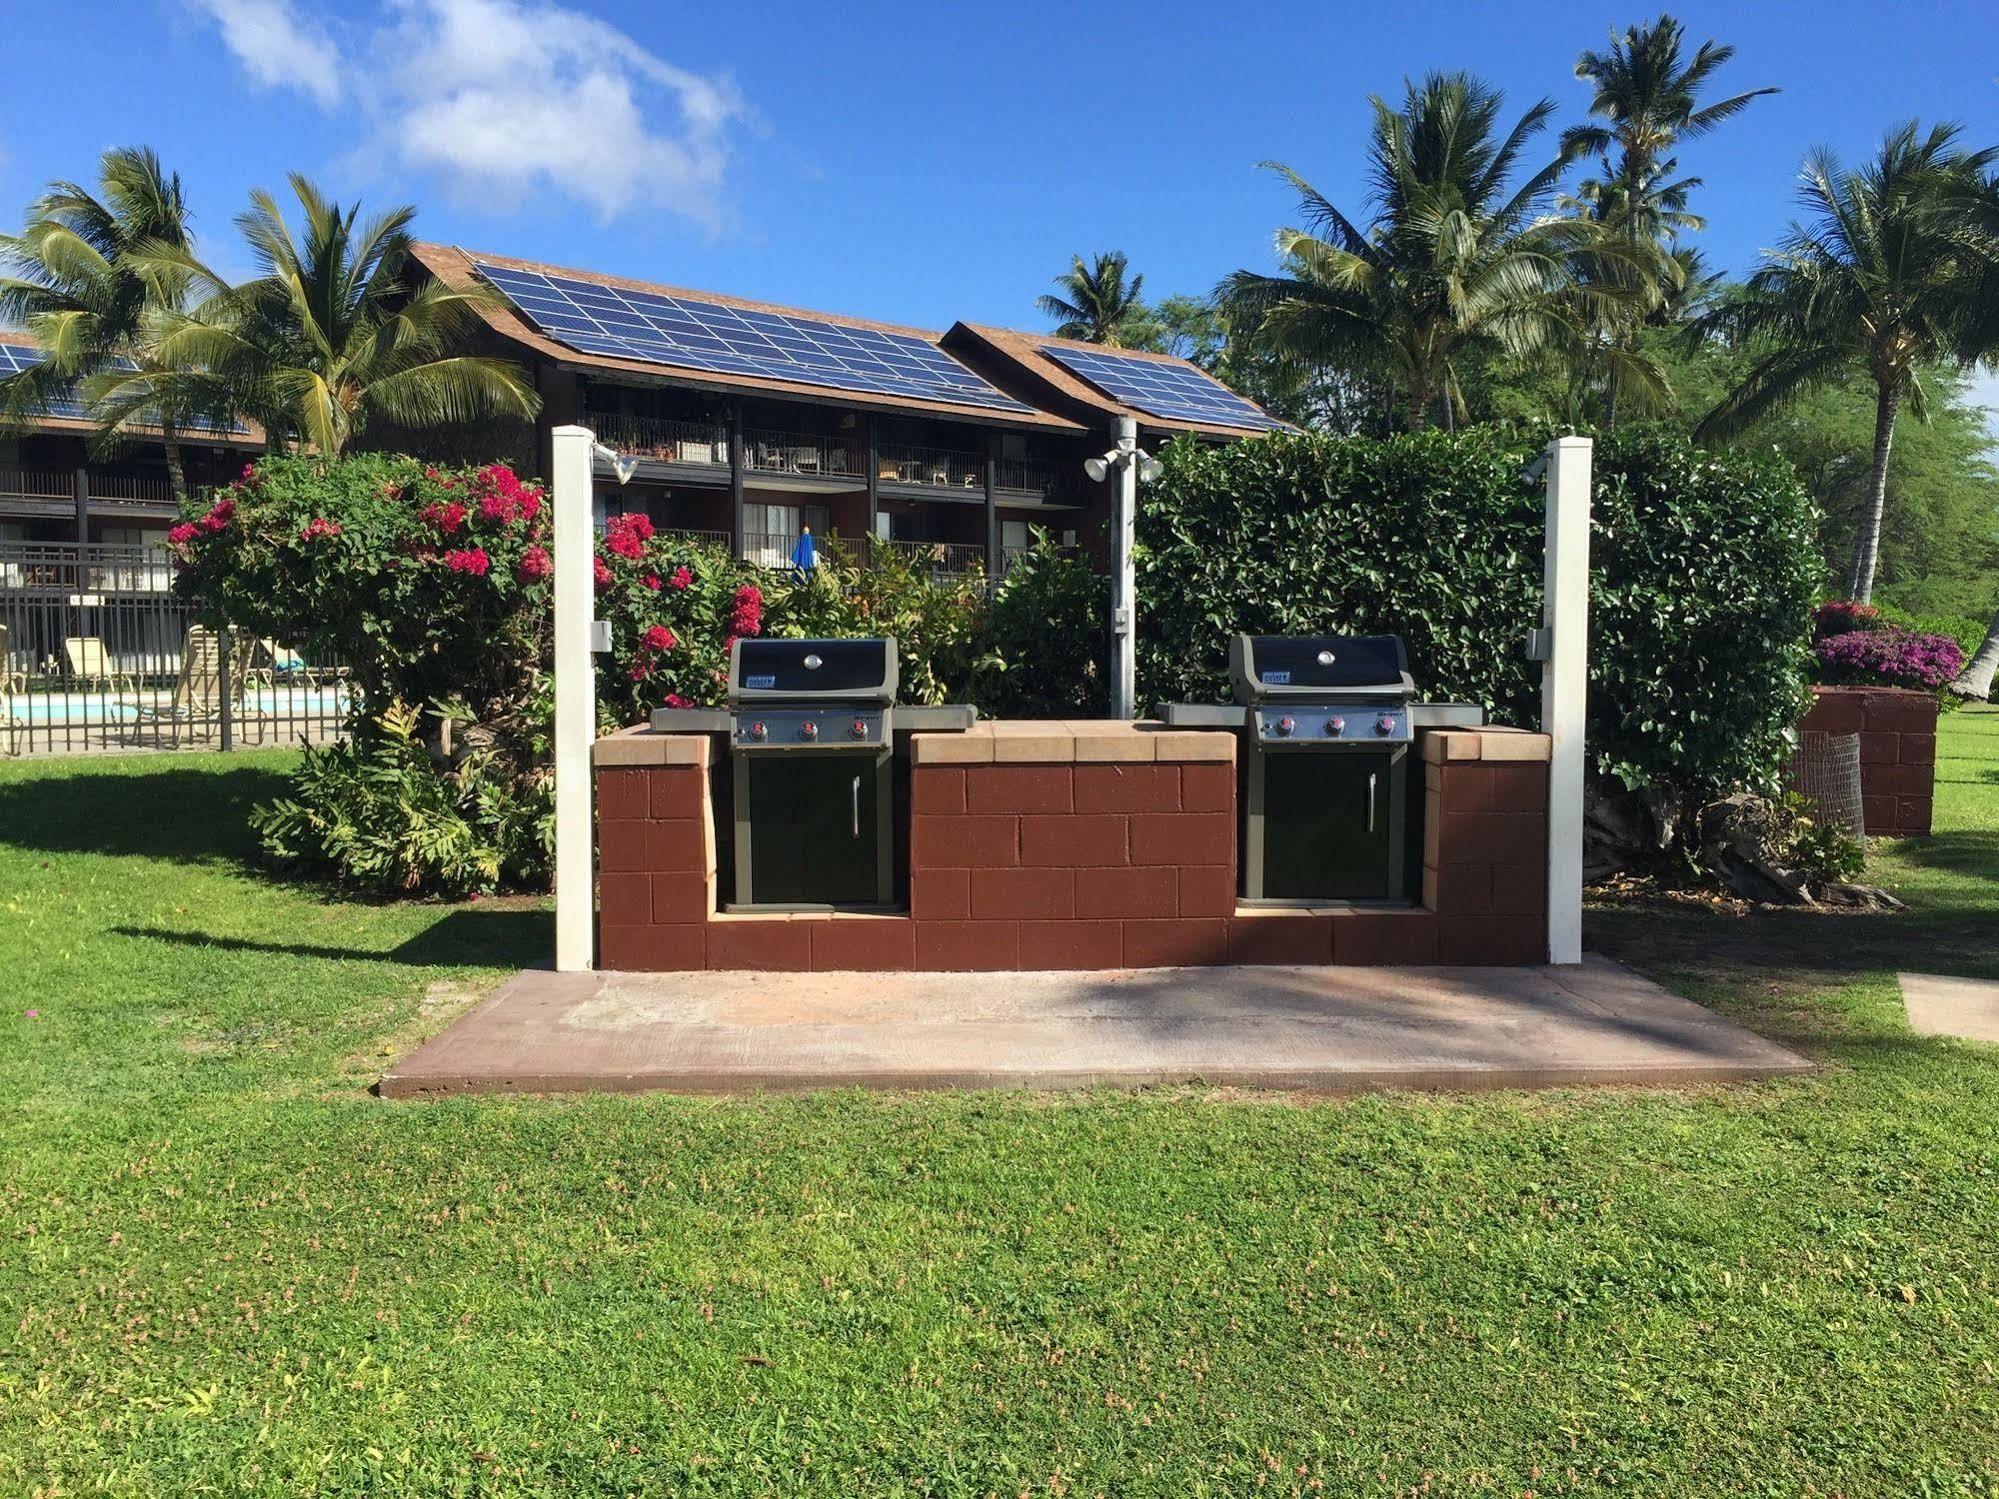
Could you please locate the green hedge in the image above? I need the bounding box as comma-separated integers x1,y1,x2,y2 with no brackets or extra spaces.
1139,426,1821,801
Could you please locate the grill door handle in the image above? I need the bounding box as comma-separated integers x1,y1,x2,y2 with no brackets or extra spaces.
1367,772,1377,833
851,774,861,839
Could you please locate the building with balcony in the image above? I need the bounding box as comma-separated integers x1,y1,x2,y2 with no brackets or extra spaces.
0,332,265,550
405,245,1284,578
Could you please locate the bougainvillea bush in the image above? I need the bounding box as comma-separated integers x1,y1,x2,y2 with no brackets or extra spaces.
170,456,1104,893
1814,627,1966,691
170,455,770,893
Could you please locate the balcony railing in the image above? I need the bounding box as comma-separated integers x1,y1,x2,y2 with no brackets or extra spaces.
0,468,177,508
745,429,864,481
587,419,1076,504
876,444,985,492
591,413,729,467
882,538,988,578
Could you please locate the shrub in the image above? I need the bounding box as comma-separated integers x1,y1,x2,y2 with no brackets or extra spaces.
1814,628,1965,690
1140,424,1823,803
1873,601,1991,661
250,703,553,895
173,455,1107,892
1813,600,1881,638
973,533,1108,718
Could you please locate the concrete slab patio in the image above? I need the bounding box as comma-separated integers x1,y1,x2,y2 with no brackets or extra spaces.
379,955,1810,1098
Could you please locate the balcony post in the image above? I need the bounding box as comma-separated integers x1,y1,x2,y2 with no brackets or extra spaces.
73,468,89,545
728,399,745,561
865,413,880,562
983,434,999,582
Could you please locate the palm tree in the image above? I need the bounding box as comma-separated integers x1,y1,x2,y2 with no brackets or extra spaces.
138,175,538,458
0,147,222,502
1037,252,1159,348
1563,15,1777,244
1559,18,1775,421
1220,71,1663,430
1696,124,1999,602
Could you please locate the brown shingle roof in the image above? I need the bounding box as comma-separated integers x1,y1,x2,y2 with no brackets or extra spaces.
411,244,1090,434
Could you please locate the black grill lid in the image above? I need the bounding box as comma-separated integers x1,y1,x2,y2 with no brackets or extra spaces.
729,636,898,702
1229,633,1413,703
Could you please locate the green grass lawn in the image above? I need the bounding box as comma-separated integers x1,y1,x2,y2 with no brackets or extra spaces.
2,714,1997,1496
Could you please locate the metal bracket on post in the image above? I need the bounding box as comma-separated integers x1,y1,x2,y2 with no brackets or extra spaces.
552,425,598,973
1540,435,1592,966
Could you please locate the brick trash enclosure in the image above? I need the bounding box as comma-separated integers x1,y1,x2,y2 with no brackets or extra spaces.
1799,686,1939,836
595,720,1551,972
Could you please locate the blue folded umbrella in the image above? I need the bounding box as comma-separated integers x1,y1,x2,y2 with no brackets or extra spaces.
790,531,817,570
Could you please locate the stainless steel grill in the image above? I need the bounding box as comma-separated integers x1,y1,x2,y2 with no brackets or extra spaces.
1163,633,1481,905
648,636,973,910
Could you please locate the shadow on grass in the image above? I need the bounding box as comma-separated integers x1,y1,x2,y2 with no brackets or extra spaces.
111,906,551,971
0,764,292,869
1589,893,1999,1000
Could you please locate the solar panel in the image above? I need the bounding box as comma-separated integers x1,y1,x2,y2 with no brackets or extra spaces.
0,343,248,433
473,262,1035,414
1043,346,1286,431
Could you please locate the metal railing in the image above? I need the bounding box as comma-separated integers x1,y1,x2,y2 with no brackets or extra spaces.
745,429,864,480
876,444,985,491
587,423,1071,502
1,542,350,757
592,413,729,466
660,527,732,548
882,538,988,578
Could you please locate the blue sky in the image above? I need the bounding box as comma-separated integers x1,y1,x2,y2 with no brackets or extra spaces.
3,1,1996,374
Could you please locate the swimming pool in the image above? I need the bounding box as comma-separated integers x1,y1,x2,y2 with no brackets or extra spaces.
6,687,353,726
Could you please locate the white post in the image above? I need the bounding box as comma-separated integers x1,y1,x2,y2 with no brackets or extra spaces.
1110,415,1138,720
1541,435,1592,965
551,424,597,972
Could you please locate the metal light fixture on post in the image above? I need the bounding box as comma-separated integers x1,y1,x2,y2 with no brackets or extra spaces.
1083,416,1163,721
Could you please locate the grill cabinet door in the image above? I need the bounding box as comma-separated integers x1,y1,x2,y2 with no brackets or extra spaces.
1260,750,1394,900
743,753,881,906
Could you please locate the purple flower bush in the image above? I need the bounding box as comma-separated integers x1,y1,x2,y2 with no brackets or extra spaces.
1814,627,1965,690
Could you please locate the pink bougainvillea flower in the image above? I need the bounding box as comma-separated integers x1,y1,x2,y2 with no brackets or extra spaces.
167,522,199,547
443,547,491,576
628,663,652,681
663,693,691,709
642,624,677,651
642,572,661,591
670,565,692,590
299,517,343,542
197,497,237,535
593,557,614,591
421,500,468,534
516,545,553,582
603,512,654,560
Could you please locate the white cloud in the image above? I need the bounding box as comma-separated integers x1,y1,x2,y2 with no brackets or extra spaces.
188,0,342,108
188,0,746,227
376,0,746,226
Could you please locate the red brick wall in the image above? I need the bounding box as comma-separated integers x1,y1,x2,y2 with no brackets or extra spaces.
592,730,1553,972
1799,687,1939,836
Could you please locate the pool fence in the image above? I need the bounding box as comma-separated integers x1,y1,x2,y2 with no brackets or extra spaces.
0,542,351,757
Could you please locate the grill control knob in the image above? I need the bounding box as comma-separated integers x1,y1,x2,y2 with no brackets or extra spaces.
1376,715,1396,736
1274,715,1295,737
747,720,767,742
800,720,819,741
1325,716,1346,737
849,717,869,740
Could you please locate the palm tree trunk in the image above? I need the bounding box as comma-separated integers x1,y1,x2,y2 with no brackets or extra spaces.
1951,607,1999,701
161,421,189,506
1847,380,1901,603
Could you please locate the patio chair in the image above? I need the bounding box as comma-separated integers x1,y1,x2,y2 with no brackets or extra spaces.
62,636,137,699
135,626,258,742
